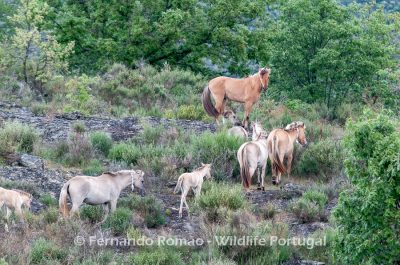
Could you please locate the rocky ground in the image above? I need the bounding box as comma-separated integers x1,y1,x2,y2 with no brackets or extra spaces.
0,101,331,264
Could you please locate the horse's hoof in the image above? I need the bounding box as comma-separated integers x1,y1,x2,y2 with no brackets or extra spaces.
262,187,265,191
272,180,277,185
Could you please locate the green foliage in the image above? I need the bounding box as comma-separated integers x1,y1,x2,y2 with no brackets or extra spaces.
108,143,141,166
0,121,38,154
39,194,57,207
268,0,399,113
333,110,400,264
196,182,247,212
42,207,58,224
29,238,66,264
295,139,344,179
80,205,104,223
289,190,328,223
102,207,132,235
174,104,208,121
47,1,263,75
3,0,74,91
259,203,277,220
82,159,104,176
191,132,245,181
118,194,165,228
129,247,183,265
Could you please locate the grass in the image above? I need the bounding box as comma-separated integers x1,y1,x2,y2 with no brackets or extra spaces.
90,132,113,156
0,121,39,154
289,189,328,223
102,207,132,235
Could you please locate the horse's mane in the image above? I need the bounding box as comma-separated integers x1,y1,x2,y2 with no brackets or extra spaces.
102,171,118,177
284,121,304,132
12,189,32,198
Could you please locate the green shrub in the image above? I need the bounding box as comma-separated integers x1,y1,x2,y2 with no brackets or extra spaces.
175,104,206,120
80,205,104,223
0,121,38,154
66,125,93,166
197,182,246,210
29,238,66,264
118,194,165,228
129,247,184,265
295,139,343,180
39,193,57,207
102,207,132,235
82,159,104,176
259,203,277,220
0,258,8,265
289,190,327,223
141,125,163,145
90,132,113,156
108,143,141,165
191,132,244,181
333,111,400,265
43,207,59,224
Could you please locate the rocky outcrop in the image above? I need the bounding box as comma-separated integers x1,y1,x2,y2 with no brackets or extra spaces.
19,154,44,170
0,101,216,143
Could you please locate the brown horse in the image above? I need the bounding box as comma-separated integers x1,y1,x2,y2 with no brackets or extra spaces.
267,122,307,185
202,67,271,128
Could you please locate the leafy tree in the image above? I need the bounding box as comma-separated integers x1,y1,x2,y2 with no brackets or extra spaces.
333,110,400,264
46,0,268,75
3,0,74,93
266,0,399,113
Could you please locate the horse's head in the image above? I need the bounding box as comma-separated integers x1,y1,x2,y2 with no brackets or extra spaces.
21,192,32,210
285,121,307,146
223,109,241,126
201,163,212,179
131,170,146,197
259,67,271,91
251,121,267,140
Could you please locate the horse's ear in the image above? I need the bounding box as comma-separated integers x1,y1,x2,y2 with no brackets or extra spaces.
201,163,205,166
259,68,267,75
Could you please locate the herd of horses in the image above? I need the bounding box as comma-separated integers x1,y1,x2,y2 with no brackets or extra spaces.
0,67,308,223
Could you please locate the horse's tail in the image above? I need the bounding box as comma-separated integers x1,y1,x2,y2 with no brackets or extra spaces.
174,175,184,194
272,136,285,175
59,182,70,217
202,86,219,118
240,146,251,189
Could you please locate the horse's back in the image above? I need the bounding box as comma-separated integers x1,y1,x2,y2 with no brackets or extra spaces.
228,126,247,139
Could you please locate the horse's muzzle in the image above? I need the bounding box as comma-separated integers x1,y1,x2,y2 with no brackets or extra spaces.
140,188,146,197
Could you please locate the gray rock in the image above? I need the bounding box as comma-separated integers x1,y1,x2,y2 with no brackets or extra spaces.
282,183,306,195
19,154,44,170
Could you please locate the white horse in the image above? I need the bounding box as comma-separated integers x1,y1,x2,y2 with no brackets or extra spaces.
174,163,212,218
0,187,32,222
237,122,269,191
59,170,145,219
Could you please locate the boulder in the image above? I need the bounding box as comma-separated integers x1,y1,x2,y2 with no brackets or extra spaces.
19,154,44,170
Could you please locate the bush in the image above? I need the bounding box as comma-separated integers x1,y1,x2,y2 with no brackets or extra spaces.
29,238,66,264
118,195,165,228
197,182,246,211
108,143,141,166
259,203,277,220
102,207,132,235
43,207,59,224
39,194,57,207
0,121,38,154
82,159,104,176
66,124,93,166
333,111,400,265
175,104,207,121
289,190,327,223
90,132,113,156
129,247,184,265
80,205,104,223
295,139,343,180
191,132,244,181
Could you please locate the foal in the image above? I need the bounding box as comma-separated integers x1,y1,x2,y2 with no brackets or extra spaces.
0,187,32,222
224,110,248,139
174,163,212,218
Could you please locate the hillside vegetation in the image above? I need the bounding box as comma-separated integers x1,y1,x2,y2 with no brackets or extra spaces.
0,0,399,264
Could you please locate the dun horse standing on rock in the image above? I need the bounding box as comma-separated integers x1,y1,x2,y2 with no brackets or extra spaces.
267,122,307,185
202,67,271,128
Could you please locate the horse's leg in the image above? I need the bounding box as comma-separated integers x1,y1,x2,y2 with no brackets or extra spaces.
277,153,285,185
195,183,202,198
110,200,117,213
287,152,293,177
179,188,189,218
242,102,254,129
257,168,261,187
15,205,24,223
99,203,110,224
183,189,191,217
261,163,267,191
214,98,226,126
